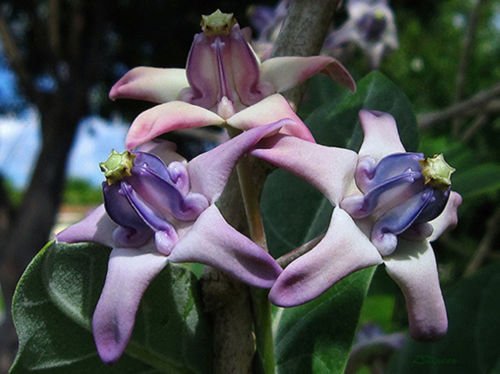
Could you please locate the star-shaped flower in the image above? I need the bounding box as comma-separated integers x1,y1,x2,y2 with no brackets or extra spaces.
108,10,355,147
252,110,461,340
56,123,284,363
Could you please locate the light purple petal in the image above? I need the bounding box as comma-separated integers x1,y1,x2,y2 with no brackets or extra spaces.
92,247,167,363
109,67,188,103
260,56,356,93
251,134,358,205
358,110,405,160
188,121,283,202
428,191,462,242
126,101,224,149
384,239,447,340
168,205,282,288
56,205,115,248
269,208,382,307
227,94,315,142
136,140,186,166
183,33,220,109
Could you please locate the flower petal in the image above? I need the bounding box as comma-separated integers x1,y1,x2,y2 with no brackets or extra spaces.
109,67,188,103
227,94,315,142
384,239,447,340
168,205,282,288
188,121,283,202
92,248,167,363
251,134,358,205
126,101,224,149
269,208,382,307
428,191,462,242
358,110,405,160
56,205,115,248
260,56,356,93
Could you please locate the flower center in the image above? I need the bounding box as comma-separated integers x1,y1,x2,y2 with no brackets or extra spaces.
341,152,455,256
99,150,135,185
201,9,236,36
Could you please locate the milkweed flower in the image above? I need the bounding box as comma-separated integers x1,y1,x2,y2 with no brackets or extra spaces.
109,10,355,146
325,0,398,68
252,110,461,340
56,123,284,363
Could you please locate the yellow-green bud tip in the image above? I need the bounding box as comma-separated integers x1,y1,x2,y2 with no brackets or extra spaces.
99,150,136,185
419,154,455,190
201,9,236,36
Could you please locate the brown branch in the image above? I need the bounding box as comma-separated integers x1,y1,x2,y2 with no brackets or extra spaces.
417,82,500,129
271,0,341,106
464,207,500,276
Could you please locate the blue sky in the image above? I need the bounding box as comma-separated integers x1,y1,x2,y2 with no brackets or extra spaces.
0,109,128,188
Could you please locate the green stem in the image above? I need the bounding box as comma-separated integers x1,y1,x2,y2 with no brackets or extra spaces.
227,127,276,374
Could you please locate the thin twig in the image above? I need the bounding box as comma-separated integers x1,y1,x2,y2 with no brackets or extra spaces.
417,82,500,129
277,234,325,268
464,207,500,276
452,0,488,135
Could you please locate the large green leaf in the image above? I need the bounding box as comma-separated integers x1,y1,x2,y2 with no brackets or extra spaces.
274,267,376,374
11,241,211,373
388,264,500,373
306,71,419,152
452,163,500,199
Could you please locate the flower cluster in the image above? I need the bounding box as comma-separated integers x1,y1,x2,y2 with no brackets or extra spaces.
57,9,460,365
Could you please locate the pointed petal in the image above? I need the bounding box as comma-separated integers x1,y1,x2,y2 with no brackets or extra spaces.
428,191,462,242
358,110,405,160
169,205,282,288
260,56,356,93
269,208,382,307
93,248,166,363
227,94,314,141
109,67,188,103
251,135,358,205
126,101,224,149
56,205,115,248
384,239,447,340
188,121,283,202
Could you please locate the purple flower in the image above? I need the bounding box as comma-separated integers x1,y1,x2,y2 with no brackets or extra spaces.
108,10,355,146
56,123,284,364
252,110,461,340
325,0,398,68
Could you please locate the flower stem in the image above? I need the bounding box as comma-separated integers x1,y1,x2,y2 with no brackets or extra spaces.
227,127,276,373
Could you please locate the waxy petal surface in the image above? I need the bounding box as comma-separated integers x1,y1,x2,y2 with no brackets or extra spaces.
260,56,356,93
428,191,462,242
227,94,314,141
126,101,224,149
56,205,115,248
252,135,358,204
169,205,282,288
92,248,167,363
384,239,448,340
188,121,283,202
109,67,188,103
269,208,383,307
358,110,405,160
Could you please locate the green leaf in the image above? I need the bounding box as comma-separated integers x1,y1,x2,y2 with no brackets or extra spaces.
11,241,212,373
452,163,500,199
274,267,376,374
306,71,419,152
388,264,500,373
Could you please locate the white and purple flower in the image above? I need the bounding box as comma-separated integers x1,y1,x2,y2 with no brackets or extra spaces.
252,110,461,340
108,10,355,146
56,123,284,363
